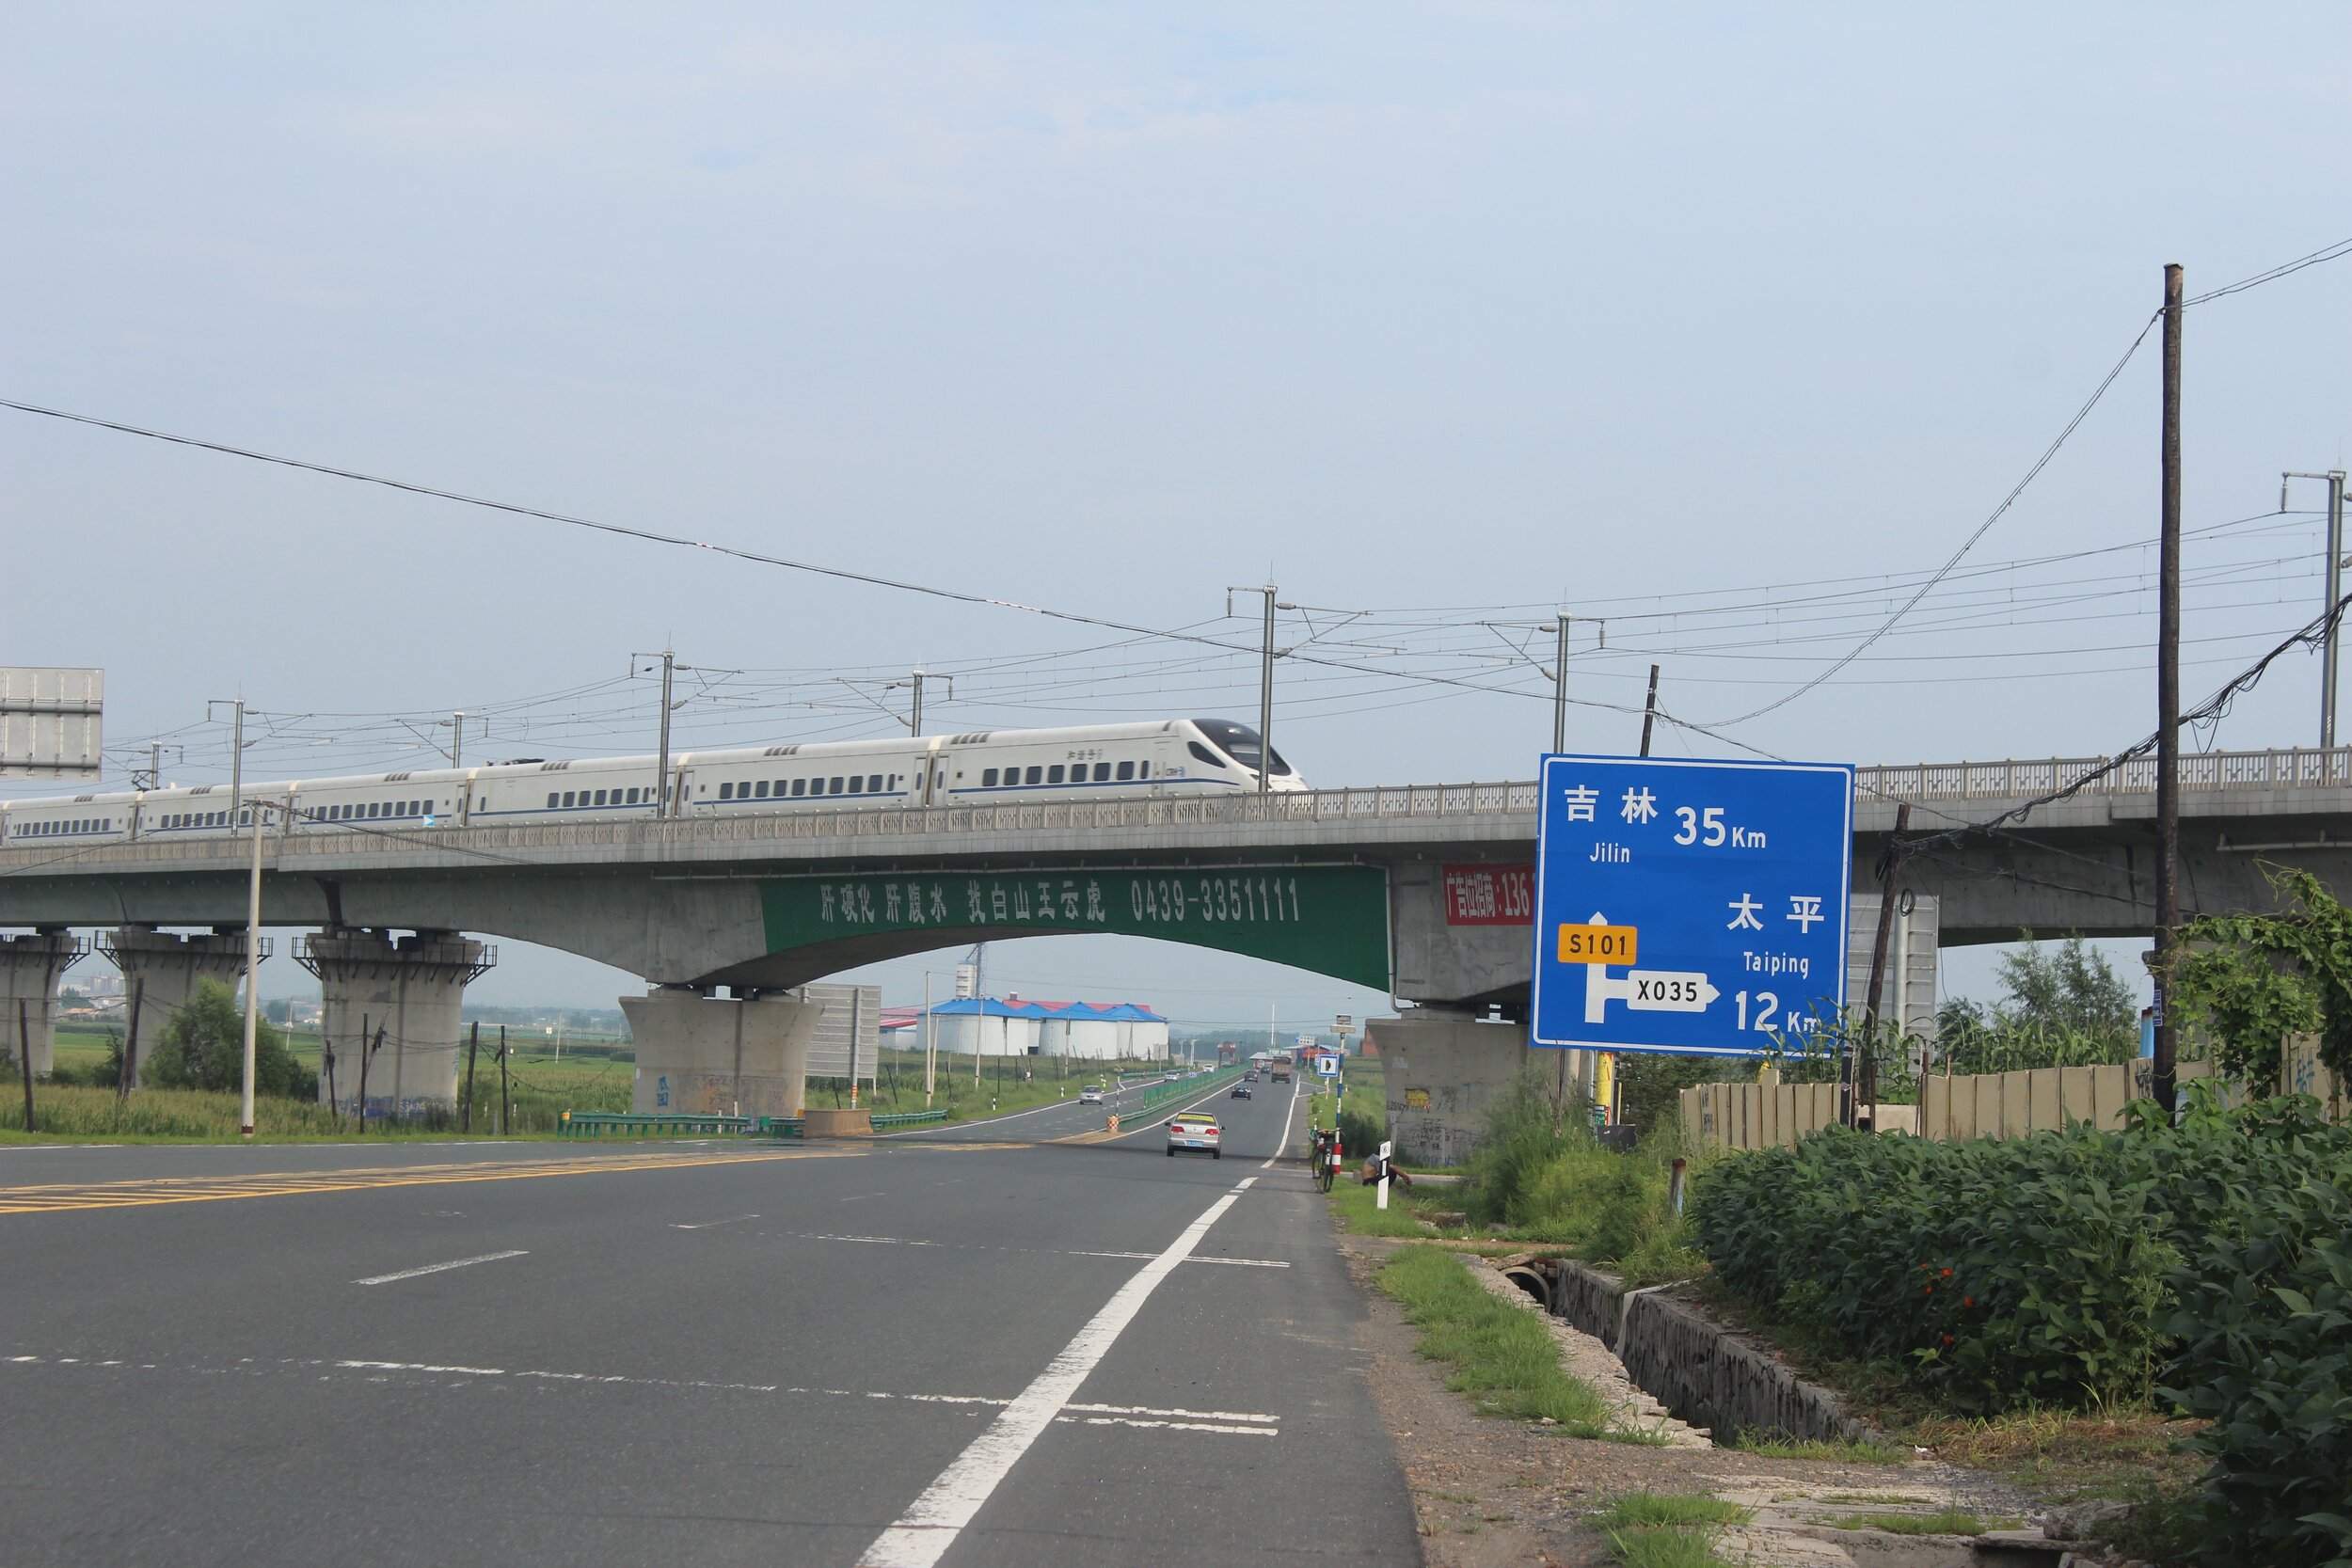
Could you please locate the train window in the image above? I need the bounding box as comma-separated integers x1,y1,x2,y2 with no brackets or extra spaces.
719,783,734,800
1188,741,1222,768
626,788,639,804
1022,766,1041,785
547,793,559,809
853,775,868,793
982,768,998,786
1093,762,1111,782
563,791,578,807
587,790,601,806
828,777,843,794
1117,760,1135,781
1047,765,1065,784
753,781,768,799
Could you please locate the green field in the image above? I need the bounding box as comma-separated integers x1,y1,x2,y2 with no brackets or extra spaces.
10,1026,1196,1143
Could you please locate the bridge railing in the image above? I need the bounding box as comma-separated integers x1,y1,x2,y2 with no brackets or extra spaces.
1854,746,2352,801
8,752,2350,873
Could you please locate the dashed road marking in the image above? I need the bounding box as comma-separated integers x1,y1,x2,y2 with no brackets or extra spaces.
0,1352,1280,1436
352,1250,529,1286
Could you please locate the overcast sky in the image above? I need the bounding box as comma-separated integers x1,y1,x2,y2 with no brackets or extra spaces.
6,5,2349,1019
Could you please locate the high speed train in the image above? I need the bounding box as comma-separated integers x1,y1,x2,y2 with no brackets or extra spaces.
1,718,1304,846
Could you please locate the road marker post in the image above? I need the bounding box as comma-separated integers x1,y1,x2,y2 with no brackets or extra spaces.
1375,1138,1393,1210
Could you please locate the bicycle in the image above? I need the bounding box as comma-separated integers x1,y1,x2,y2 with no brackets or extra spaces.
1311,1129,1338,1193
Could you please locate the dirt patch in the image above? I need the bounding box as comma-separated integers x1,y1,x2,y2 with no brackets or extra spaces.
1341,1237,2042,1568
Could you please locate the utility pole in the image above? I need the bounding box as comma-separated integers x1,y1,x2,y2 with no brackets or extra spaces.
463,1020,481,1133
2283,469,2349,750
1551,613,1570,753
1855,803,1911,1127
922,971,936,1109
440,711,484,771
2153,262,2185,1116
1640,666,1661,756
499,1024,512,1134
909,669,953,736
631,650,680,816
119,976,143,1101
18,999,35,1134
135,740,180,792
239,798,265,1136
207,698,247,827
1228,584,1287,794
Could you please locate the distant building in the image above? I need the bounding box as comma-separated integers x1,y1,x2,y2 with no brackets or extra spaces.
920,995,1169,1060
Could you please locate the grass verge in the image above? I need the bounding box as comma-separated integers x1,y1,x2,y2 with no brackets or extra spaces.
1594,1492,1749,1568
1375,1243,1623,1438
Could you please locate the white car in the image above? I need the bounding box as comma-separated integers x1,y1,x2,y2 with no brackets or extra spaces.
1167,1117,1221,1159
1078,1086,1104,1105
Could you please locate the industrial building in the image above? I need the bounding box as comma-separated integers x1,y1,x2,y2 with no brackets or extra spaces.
920,996,1169,1060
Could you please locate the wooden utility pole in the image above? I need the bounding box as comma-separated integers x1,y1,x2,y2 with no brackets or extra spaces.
2153,263,2185,1114
462,1020,480,1133
1856,803,1912,1125
18,998,35,1134
354,1012,373,1131
119,977,144,1101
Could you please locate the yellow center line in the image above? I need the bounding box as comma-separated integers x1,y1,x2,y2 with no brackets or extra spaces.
0,1148,862,1214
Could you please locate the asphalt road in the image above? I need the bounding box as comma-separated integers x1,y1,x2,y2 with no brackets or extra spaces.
0,1077,1418,1566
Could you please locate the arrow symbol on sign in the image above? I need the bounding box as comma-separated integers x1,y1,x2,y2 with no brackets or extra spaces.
1625,971,1720,1013
1580,912,1720,1022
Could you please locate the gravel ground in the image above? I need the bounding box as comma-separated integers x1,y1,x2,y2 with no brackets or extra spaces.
1340,1237,2051,1568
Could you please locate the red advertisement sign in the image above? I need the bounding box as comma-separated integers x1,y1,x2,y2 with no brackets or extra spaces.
1442,864,1534,926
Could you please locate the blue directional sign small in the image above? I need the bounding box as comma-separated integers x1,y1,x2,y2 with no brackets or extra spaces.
1530,754,1854,1057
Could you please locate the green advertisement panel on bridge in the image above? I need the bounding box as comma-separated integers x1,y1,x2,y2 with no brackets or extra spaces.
757,863,1392,990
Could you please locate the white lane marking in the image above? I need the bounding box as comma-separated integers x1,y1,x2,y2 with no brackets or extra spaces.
1067,1250,1289,1269
669,1213,760,1230
1057,1415,1278,1435
1068,1400,1279,1423
1261,1077,1302,1169
352,1250,529,1286
0,1354,1283,1437
856,1184,1249,1568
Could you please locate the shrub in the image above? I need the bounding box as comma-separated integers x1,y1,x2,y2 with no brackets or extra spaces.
1689,1119,2174,1413
146,979,318,1101
1692,1087,2352,1565
2153,1094,2352,1568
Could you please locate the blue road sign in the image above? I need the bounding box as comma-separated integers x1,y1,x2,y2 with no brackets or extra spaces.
1530,754,1854,1057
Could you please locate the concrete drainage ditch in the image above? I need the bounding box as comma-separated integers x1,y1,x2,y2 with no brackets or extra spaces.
1468,1256,2093,1566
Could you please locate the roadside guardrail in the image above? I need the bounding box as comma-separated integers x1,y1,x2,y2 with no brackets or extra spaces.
556,1112,751,1138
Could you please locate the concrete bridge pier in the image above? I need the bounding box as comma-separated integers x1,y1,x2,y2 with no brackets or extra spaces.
1378,1012,1539,1167
97,927,269,1086
297,929,495,1117
621,989,820,1121
0,930,87,1078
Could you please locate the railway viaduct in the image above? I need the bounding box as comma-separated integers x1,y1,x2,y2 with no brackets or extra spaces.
3,748,2347,1132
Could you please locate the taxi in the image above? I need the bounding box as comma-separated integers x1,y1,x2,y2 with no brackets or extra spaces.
1166,1115,1222,1159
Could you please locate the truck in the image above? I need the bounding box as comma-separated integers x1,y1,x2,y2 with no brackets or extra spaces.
1269,1058,1293,1083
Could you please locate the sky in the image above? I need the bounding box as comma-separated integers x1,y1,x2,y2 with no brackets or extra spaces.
5,4,2350,1021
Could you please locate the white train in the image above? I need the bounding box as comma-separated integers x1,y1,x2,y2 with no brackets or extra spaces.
1,718,1304,845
